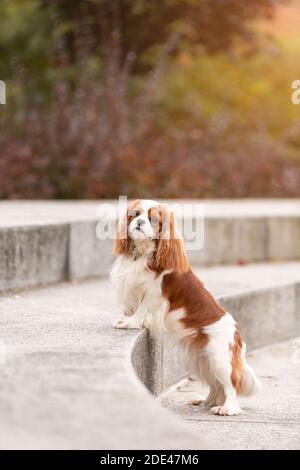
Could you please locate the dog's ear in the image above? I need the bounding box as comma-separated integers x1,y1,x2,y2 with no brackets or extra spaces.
154,205,190,273
113,200,141,255
113,210,130,255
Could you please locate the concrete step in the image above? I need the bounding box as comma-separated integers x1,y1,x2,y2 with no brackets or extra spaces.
159,336,300,450
0,278,205,450
1,200,300,292
0,262,299,449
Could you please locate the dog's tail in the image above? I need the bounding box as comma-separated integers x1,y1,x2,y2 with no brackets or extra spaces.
238,361,262,397
232,335,261,397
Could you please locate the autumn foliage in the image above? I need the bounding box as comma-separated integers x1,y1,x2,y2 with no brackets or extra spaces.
2,0,300,199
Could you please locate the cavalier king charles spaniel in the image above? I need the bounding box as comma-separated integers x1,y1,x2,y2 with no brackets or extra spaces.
110,199,261,415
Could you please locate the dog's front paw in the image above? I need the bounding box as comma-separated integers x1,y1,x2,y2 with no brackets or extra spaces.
210,405,243,416
114,319,140,329
114,319,130,329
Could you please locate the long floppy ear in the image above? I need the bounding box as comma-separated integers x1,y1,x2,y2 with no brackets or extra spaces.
154,205,190,273
113,211,130,255
113,199,141,255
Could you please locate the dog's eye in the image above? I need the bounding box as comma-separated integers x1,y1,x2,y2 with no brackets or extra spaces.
151,215,159,225
130,210,140,218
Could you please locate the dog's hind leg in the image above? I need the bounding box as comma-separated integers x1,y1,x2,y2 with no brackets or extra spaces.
209,357,243,416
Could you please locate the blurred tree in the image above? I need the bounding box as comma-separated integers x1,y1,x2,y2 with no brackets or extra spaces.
42,0,285,71
0,0,284,79
2,0,295,201
105,0,283,65
0,0,284,117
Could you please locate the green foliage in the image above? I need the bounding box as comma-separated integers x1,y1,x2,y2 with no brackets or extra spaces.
0,1,53,101
0,0,282,77
158,38,300,162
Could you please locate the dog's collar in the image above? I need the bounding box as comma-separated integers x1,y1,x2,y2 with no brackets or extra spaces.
131,249,154,263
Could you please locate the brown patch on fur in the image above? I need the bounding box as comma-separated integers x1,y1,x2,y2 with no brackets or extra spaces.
113,199,142,255
230,327,244,392
162,270,225,349
151,205,190,274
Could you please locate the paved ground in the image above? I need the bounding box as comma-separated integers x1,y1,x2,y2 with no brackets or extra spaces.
159,337,300,450
0,262,299,449
0,278,208,450
1,199,300,226
194,261,300,296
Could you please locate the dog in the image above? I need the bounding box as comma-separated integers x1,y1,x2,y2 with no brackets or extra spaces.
110,199,261,415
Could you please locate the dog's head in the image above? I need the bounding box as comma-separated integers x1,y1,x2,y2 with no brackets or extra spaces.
113,199,190,273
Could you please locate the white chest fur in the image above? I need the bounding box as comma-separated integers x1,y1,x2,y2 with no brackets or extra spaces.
110,254,169,332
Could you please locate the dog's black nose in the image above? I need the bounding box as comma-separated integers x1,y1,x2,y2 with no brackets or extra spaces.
136,218,146,227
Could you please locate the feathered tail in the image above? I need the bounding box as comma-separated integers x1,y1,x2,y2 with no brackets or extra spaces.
232,335,262,397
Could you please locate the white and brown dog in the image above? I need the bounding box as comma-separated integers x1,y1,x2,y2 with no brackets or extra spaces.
110,199,261,415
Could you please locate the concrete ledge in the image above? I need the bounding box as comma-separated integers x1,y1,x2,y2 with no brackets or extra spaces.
0,225,68,292
190,215,300,265
1,200,300,292
68,221,114,280
0,222,114,292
